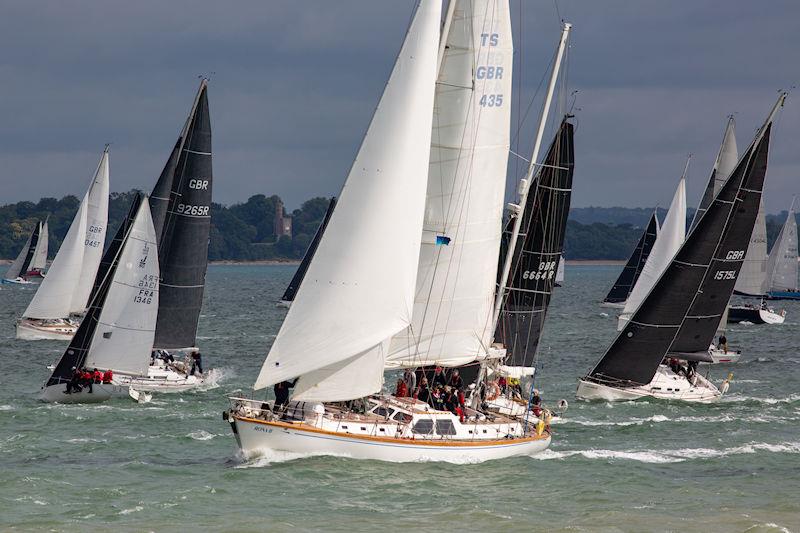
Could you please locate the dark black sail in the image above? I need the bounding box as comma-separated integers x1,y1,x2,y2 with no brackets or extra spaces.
280,197,337,303
87,194,143,307
5,223,39,279
603,212,658,304
495,117,575,367
46,196,142,387
150,138,183,243
587,98,781,386
154,81,212,349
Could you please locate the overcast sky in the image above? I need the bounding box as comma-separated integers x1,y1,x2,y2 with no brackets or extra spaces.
1,1,798,213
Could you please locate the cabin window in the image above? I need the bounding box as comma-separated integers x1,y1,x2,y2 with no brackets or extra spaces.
360,426,367,431
373,407,394,418
412,419,434,435
652,387,661,391
435,420,456,436
341,425,348,430
392,411,412,423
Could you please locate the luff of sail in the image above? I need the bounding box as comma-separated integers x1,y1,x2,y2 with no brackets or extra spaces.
280,197,337,304
603,212,659,304
47,196,157,386
31,219,49,271
253,0,441,400
588,94,784,385
151,139,183,244
153,80,212,350
387,0,513,368
5,225,37,280
689,116,738,231
766,201,798,292
494,117,575,368
619,170,686,329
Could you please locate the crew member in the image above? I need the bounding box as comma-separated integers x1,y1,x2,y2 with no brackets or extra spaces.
448,369,463,391
92,368,102,384
190,351,204,376
416,378,431,406
394,378,408,398
274,378,297,408
402,368,416,396
432,367,447,388
102,369,113,384
81,368,93,393
65,367,82,394
718,334,728,353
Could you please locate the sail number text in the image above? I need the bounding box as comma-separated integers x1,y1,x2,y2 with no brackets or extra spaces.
713,270,737,280
85,225,104,248
177,204,209,216
725,250,745,260
522,260,557,281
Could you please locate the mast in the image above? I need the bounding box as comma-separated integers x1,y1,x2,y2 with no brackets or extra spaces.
437,0,457,72
492,22,571,333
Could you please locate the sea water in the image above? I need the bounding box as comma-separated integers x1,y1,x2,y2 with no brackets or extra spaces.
1,264,798,532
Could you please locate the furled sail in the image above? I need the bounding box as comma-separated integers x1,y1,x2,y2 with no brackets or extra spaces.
5,224,38,280
280,197,337,304
494,117,575,368
619,172,686,329
31,219,49,271
689,117,738,231
253,0,440,400
734,198,768,296
47,196,158,386
153,80,213,350
766,201,798,292
387,0,513,368
588,95,783,385
603,212,659,305
71,147,110,314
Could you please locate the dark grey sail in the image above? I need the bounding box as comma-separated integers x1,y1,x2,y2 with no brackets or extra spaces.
150,138,182,243
587,103,779,386
87,195,143,307
154,80,212,349
5,224,39,279
280,197,336,304
45,197,140,387
602,212,658,304
495,117,575,367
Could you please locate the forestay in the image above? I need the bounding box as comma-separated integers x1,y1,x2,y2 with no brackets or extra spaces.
589,97,781,385
388,0,513,368
253,0,440,399
766,201,798,292
603,212,659,305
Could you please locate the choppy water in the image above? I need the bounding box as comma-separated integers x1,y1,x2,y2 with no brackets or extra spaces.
1,264,799,532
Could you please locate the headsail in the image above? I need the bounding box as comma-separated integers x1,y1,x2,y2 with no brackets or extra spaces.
766,200,798,292
387,0,513,368
588,94,784,385
734,197,768,296
619,169,687,329
280,197,337,304
5,224,38,280
31,219,49,271
47,196,158,386
603,212,659,304
253,0,440,400
689,117,738,231
494,117,575,368
153,80,213,350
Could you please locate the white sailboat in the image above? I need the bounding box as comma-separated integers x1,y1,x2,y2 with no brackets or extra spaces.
226,1,553,463
2,220,47,284
28,218,49,279
765,198,800,300
577,93,786,403
617,164,687,330
16,148,110,340
41,196,159,403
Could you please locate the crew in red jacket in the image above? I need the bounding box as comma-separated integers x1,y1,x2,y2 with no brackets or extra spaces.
102,369,113,384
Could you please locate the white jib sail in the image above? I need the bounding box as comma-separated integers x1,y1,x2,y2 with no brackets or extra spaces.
736,198,768,296
71,148,110,313
619,174,686,329
23,196,88,319
253,0,441,401
84,198,158,376
5,230,34,279
31,220,49,271
766,203,798,292
387,0,512,368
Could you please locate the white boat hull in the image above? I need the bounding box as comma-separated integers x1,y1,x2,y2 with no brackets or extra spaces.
727,305,785,325
113,365,206,392
16,319,77,341
40,382,126,403
709,347,742,364
229,416,550,463
576,365,725,404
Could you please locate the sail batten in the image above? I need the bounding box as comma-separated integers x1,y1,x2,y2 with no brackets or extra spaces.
253,0,441,395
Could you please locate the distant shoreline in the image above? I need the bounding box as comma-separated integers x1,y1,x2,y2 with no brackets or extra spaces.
1,259,623,266
565,260,625,266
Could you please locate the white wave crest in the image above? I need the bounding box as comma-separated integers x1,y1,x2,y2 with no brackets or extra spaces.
534,441,800,463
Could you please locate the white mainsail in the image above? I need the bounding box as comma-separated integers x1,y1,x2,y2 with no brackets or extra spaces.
388,0,513,368
556,255,565,284
23,149,109,319
619,173,686,329
71,148,110,313
31,220,49,271
735,198,768,296
84,198,158,376
23,198,88,319
253,0,441,401
5,230,34,279
766,201,798,292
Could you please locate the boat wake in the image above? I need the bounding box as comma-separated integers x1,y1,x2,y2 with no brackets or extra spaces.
535,441,800,463
196,367,233,391
233,448,352,468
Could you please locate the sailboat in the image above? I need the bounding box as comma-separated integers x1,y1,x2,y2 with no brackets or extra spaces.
114,80,214,392
226,1,557,462
576,93,786,403
40,195,159,403
601,212,659,307
555,254,565,287
16,148,110,340
3,219,48,284
617,164,687,330
763,199,800,300
277,197,337,308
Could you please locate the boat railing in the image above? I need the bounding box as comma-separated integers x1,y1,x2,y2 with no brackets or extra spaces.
587,373,645,388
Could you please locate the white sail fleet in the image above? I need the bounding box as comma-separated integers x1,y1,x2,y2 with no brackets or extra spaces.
4,0,797,464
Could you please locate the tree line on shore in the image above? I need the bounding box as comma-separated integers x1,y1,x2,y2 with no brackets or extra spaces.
1,194,794,262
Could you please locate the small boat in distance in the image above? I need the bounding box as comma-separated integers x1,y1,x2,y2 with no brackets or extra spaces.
601,212,658,307
2,219,48,284
765,198,800,300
